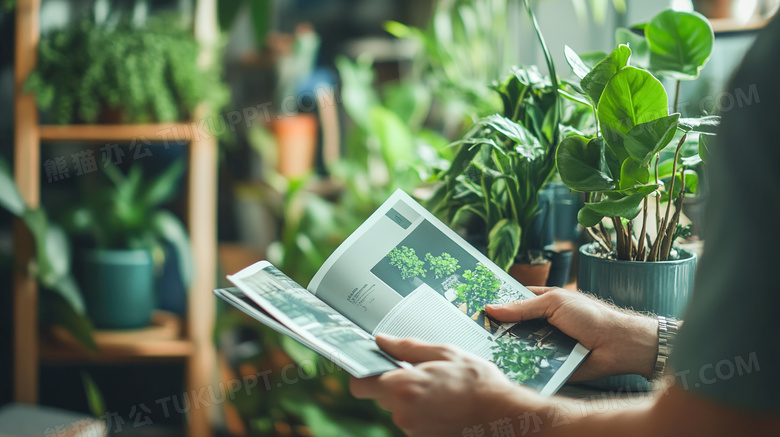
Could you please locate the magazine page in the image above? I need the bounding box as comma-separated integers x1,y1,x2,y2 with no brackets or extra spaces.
226,261,405,378
308,189,589,395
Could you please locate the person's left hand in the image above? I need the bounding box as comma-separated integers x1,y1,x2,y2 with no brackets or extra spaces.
350,335,548,437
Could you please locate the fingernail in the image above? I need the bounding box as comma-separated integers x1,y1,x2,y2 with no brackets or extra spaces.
485,304,502,310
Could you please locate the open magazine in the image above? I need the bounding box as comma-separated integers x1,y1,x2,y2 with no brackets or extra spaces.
215,189,589,395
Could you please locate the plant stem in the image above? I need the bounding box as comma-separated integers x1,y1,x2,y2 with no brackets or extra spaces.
587,227,612,253
637,197,648,261
660,171,686,261
673,80,681,114
657,134,687,260
598,221,612,250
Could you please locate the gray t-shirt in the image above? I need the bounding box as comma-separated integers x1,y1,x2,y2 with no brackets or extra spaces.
670,15,780,412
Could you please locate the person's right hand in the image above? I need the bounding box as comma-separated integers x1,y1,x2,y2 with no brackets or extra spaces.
485,287,658,382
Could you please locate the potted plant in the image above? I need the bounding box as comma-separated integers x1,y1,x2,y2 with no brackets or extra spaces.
557,9,719,388
24,14,228,124
429,0,593,286
62,160,193,329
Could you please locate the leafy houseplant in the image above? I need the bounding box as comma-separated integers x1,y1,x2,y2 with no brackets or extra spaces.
556,9,718,390
430,0,593,280
25,15,228,124
63,160,193,329
557,9,718,262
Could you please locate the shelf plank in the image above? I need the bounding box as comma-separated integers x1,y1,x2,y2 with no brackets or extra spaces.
40,338,195,364
39,123,196,142
39,312,193,364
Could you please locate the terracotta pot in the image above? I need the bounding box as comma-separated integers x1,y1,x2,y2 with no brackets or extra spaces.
508,260,551,286
271,113,318,178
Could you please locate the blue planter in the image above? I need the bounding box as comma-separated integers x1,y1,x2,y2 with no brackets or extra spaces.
77,249,156,329
577,243,697,390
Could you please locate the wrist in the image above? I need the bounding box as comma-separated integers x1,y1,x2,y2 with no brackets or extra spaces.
610,312,658,379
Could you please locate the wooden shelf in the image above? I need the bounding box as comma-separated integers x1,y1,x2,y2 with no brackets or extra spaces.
39,311,194,363
40,338,195,364
39,123,196,142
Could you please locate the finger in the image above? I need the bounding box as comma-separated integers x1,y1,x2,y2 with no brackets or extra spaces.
376,334,454,363
485,293,556,322
526,286,558,296
350,374,382,399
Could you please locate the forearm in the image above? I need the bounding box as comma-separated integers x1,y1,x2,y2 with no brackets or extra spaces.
498,384,780,437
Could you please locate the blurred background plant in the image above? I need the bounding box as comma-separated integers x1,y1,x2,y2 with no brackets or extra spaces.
25,13,228,124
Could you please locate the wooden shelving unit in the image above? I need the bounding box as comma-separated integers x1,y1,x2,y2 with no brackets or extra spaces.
12,2,218,437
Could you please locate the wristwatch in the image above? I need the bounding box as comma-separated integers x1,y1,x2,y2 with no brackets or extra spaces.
652,315,679,380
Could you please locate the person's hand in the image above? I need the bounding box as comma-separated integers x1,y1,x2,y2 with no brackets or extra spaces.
486,287,658,381
350,335,549,437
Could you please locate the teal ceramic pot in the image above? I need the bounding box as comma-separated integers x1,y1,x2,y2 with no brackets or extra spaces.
77,248,156,329
577,242,697,391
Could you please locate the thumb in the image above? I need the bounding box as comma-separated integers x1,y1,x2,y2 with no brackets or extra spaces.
375,334,454,364
485,295,554,323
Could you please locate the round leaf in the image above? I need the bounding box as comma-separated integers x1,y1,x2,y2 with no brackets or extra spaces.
645,10,714,80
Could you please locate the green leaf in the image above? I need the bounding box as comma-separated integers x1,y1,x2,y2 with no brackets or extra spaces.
368,106,415,170
556,136,615,192
577,205,604,227
382,82,431,131
645,10,714,80
657,159,675,180
81,372,106,417
217,0,243,32
615,28,649,68
142,159,185,208
488,219,521,272
249,0,273,47
564,45,591,80
151,210,193,288
678,115,720,134
699,133,714,163
585,191,647,220
598,66,669,161
619,157,650,190
0,156,26,216
581,44,631,106
621,114,680,164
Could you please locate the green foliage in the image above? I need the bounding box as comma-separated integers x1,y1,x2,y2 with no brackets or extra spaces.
62,161,193,287
492,335,553,383
430,1,594,271
557,9,718,261
455,263,501,315
387,246,426,280
425,252,460,279
0,156,95,350
385,0,518,125
25,15,228,124
217,0,272,48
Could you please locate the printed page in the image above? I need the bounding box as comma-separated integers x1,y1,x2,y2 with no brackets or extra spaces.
372,284,495,361
308,189,589,395
226,261,404,378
